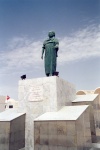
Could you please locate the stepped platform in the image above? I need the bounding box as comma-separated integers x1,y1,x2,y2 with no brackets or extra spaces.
72,94,100,138
18,76,76,150
0,109,25,150
34,105,94,150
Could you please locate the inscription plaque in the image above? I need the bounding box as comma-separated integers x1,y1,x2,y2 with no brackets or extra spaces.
28,86,43,102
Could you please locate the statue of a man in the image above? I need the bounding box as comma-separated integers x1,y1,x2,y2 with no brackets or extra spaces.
41,31,59,76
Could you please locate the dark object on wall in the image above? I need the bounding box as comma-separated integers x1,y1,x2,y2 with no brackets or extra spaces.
9,105,13,108
21,74,26,80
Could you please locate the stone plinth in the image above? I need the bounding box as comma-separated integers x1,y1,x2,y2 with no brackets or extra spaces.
18,76,76,150
72,94,100,136
0,109,25,150
18,76,76,112
34,105,94,150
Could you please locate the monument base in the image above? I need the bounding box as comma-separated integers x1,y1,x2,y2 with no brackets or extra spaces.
72,94,100,137
0,109,25,150
34,105,92,150
18,76,76,150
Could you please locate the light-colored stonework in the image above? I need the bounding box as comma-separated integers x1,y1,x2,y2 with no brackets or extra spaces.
34,105,93,150
0,95,6,112
76,87,100,96
0,76,99,150
18,76,76,150
72,94,100,137
18,76,76,112
0,109,25,150
5,98,19,109
76,90,94,95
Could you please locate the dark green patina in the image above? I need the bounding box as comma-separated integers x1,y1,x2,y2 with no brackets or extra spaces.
41,31,59,76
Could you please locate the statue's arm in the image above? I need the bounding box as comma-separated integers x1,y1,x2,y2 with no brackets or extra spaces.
55,39,59,50
41,44,45,59
55,39,59,57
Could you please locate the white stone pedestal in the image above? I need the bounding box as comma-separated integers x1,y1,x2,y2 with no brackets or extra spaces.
34,105,93,150
0,109,25,150
72,94,99,137
18,76,76,150
18,76,76,112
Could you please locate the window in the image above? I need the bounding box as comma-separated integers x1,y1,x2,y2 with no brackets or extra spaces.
9,105,13,108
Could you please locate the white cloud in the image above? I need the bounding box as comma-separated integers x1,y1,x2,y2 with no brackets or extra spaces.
0,37,43,74
59,24,100,63
0,24,100,74
0,24,100,99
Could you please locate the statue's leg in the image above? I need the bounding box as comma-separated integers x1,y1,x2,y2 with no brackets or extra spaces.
46,73,49,77
49,72,55,76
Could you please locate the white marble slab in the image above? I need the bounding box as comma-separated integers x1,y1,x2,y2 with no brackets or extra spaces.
0,109,25,121
0,109,25,150
18,76,76,150
18,76,76,112
34,105,92,150
73,93,100,138
73,94,98,102
35,105,89,121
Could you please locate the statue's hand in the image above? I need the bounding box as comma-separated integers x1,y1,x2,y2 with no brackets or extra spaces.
41,56,43,59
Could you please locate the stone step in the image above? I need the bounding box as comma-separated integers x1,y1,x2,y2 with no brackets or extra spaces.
90,148,100,150
90,143,100,149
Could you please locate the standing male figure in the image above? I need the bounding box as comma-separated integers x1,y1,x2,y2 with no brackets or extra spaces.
41,31,59,76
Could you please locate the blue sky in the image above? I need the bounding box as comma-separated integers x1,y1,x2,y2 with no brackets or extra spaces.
0,0,100,99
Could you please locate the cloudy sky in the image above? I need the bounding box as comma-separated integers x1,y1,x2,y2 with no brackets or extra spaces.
0,0,100,99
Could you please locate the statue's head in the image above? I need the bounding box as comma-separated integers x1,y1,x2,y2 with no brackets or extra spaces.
48,31,55,38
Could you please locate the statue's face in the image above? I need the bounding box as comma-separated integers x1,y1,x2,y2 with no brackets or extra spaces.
48,31,55,38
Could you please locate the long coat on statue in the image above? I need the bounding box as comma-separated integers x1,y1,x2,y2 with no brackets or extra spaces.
42,37,59,75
